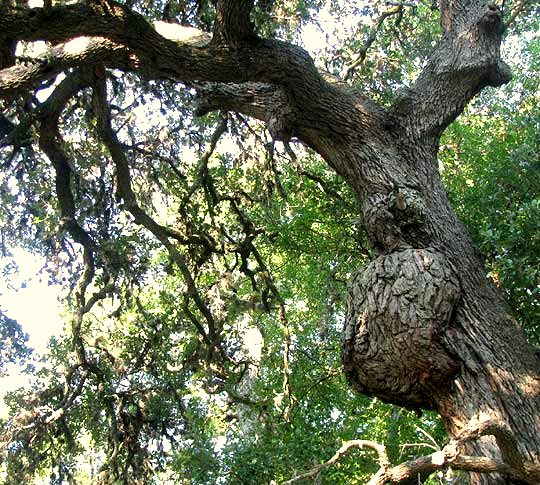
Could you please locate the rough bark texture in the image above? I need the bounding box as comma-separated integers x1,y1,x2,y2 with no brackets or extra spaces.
1,0,539,483
344,247,462,409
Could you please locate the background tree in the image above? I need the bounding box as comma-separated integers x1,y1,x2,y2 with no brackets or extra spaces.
0,0,539,484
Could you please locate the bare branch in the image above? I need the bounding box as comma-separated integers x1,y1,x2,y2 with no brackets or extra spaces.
504,0,536,31
279,419,540,485
279,440,389,485
454,419,525,475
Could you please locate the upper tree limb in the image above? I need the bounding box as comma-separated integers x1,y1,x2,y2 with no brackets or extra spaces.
0,0,385,153
390,1,511,142
0,1,319,93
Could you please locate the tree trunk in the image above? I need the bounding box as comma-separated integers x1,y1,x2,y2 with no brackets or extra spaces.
292,81,540,481
290,5,540,482
340,141,540,484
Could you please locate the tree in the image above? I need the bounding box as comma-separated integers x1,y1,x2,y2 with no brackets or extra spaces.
0,0,539,483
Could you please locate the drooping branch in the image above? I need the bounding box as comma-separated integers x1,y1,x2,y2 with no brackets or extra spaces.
38,71,97,262
38,74,122,369
180,113,228,212
91,74,219,346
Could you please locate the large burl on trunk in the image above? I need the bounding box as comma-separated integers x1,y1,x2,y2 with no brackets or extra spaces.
344,247,462,409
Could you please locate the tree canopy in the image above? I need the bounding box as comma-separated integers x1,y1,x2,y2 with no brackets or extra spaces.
0,0,539,484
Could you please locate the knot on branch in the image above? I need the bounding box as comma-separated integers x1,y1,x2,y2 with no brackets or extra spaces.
266,104,296,142
389,186,426,227
362,188,428,252
343,247,461,410
478,4,504,36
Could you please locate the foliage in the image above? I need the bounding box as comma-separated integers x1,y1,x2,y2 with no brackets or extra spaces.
0,0,538,483
440,31,540,344
0,309,31,377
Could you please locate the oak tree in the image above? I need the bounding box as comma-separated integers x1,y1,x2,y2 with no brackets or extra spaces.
0,0,539,483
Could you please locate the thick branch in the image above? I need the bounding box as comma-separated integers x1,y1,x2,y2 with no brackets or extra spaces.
0,1,385,169
213,0,255,45
0,2,320,93
194,82,296,140
392,2,511,141
194,82,284,119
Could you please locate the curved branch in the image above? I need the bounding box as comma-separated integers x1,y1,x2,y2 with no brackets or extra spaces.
455,419,525,475
0,1,386,169
38,71,97,256
279,419,540,485
279,440,389,485
180,114,228,212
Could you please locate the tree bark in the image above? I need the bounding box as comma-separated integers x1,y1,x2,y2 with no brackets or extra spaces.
1,1,539,483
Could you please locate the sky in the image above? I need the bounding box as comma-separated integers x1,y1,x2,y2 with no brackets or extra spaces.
0,248,64,352
0,249,65,416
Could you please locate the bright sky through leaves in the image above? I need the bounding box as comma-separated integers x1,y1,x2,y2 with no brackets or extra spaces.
0,249,64,417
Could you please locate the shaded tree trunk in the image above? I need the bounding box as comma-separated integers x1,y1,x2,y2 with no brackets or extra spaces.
296,79,540,482
340,139,540,484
